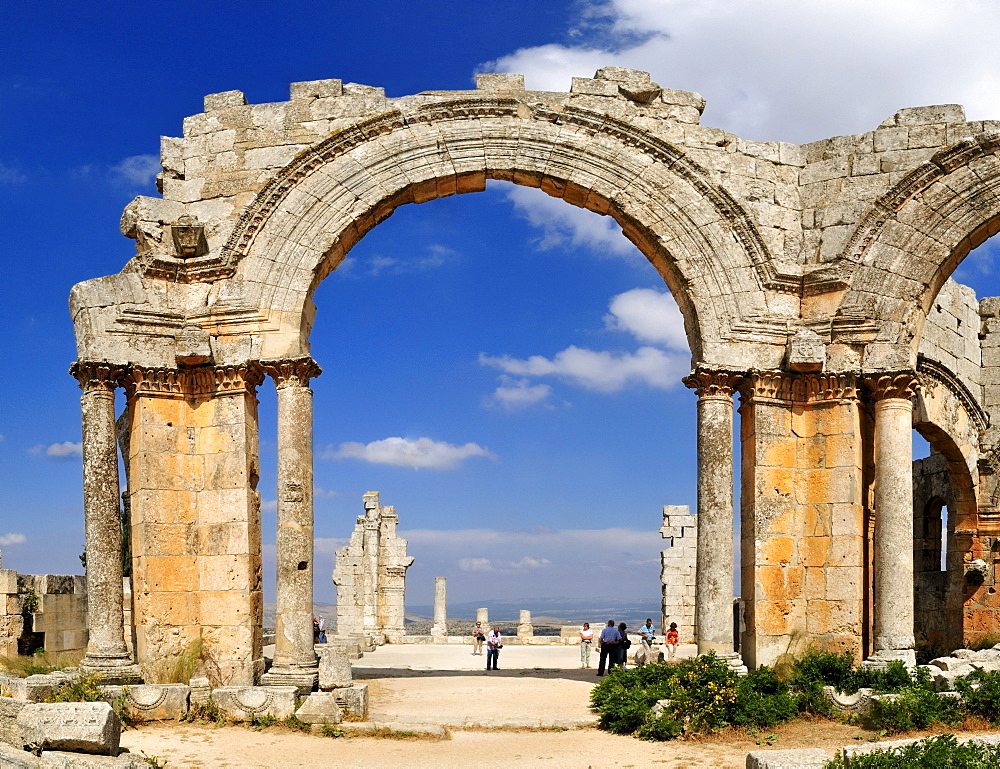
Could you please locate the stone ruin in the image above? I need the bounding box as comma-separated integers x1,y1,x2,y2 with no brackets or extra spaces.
659,506,696,644
0,561,88,659
332,492,414,644
54,66,1000,683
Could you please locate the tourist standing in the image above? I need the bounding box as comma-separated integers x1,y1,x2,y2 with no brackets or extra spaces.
636,618,655,666
617,622,630,669
579,622,594,668
486,626,502,670
666,622,679,661
317,615,327,644
596,620,620,676
471,621,486,655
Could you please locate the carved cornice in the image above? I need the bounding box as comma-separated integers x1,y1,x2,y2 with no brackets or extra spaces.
260,358,323,389
739,370,861,404
863,371,920,401
682,369,743,398
70,361,125,394
917,354,989,435
122,363,264,399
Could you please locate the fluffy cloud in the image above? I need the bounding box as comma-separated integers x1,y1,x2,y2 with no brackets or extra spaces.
0,533,27,546
29,441,82,460
504,184,635,258
458,556,553,572
483,0,1000,143
111,154,160,187
485,377,554,411
322,436,497,470
604,288,687,350
480,344,685,392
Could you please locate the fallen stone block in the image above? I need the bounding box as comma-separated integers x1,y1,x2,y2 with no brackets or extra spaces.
4,675,62,703
39,750,149,767
100,684,190,722
745,748,834,768
930,657,974,673
17,702,121,756
841,737,924,763
1,695,29,747
822,686,874,715
952,649,978,660
331,683,368,720
317,646,352,690
294,692,342,725
0,741,35,768
968,734,1000,746
211,686,297,721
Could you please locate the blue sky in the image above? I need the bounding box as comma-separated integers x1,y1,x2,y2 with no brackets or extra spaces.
3,1,1000,609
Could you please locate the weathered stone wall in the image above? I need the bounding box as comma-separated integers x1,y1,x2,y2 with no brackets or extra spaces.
0,572,87,657
659,506,696,643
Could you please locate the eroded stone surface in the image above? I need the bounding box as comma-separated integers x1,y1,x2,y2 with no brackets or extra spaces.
17,702,120,756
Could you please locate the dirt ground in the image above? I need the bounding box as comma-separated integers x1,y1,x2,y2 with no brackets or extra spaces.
116,644,997,768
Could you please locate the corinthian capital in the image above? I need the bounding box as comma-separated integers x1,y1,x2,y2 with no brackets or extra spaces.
70,361,124,393
864,371,920,401
682,368,743,398
261,357,323,389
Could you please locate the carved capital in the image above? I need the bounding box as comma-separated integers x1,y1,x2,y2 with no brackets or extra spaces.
864,371,920,401
122,363,264,399
70,361,125,393
682,369,742,398
261,358,323,389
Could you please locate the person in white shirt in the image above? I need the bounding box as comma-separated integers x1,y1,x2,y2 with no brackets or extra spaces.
486,627,502,670
579,622,594,668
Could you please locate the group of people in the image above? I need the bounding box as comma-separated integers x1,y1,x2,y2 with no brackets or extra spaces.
470,621,502,670
312,615,327,644
582,618,680,675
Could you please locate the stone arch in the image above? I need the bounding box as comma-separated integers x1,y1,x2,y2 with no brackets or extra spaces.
224,100,775,365
835,132,1000,364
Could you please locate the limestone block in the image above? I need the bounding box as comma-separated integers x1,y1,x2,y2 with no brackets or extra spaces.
38,750,149,767
570,78,618,98
100,684,189,722
210,686,298,721
0,742,33,767
879,104,965,127
594,66,661,103
290,79,343,100
952,648,978,660
475,73,525,92
787,329,825,372
1,696,28,748
4,676,61,703
745,748,833,768
317,646,352,690
841,737,925,762
294,692,342,724
204,90,247,111
0,570,18,594
331,683,368,720
17,702,121,756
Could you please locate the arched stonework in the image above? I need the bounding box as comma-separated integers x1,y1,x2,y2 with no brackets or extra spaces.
68,71,1000,679
834,133,1000,368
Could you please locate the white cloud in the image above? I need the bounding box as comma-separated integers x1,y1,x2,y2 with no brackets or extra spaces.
480,344,686,392
322,436,497,470
111,154,160,187
261,498,277,514
483,0,1000,143
458,557,495,572
503,184,636,258
29,441,82,460
0,163,27,185
0,533,27,546
314,537,350,556
339,243,457,278
458,555,552,572
485,377,554,411
604,288,687,350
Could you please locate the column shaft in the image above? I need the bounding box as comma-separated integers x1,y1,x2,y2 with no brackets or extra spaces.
72,362,138,680
871,377,917,658
263,358,321,688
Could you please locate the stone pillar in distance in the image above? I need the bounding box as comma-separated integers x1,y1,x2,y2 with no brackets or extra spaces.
684,369,744,667
431,577,447,641
71,361,141,683
517,610,533,640
261,358,322,691
477,607,489,629
865,372,919,666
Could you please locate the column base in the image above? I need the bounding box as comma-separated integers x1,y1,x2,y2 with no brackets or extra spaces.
707,651,748,675
80,653,143,684
261,663,319,695
862,648,916,668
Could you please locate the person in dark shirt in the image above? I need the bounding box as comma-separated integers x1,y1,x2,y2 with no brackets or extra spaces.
596,620,621,676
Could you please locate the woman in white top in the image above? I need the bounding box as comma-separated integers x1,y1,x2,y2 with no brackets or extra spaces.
579,622,594,668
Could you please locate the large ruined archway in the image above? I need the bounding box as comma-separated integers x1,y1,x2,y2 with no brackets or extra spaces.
70,70,1000,683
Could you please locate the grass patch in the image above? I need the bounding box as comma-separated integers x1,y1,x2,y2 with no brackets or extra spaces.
825,734,1000,768
0,649,83,678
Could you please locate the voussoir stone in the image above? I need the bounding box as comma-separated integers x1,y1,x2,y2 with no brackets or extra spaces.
17,702,121,756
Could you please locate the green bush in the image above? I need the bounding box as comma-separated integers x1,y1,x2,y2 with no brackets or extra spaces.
862,688,965,734
825,734,1000,768
956,669,1000,724
851,660,916,693
590,653,799,739
44,673,104,703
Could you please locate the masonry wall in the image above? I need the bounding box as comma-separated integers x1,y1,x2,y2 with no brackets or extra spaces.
0,571,87,657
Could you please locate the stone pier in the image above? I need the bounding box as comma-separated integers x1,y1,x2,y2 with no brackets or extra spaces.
517,610,533,639
476,608,489,629
660,505,697,643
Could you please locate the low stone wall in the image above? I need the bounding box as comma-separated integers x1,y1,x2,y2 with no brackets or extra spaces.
396,634,577,646
748,733,1000,768
0,571,88,657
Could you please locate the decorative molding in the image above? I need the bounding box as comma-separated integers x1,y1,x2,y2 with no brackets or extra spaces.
863,370,920,401
917,354,989,435
70,361,125,393
260,357,322,389
739,370,861,404
122,363,264,399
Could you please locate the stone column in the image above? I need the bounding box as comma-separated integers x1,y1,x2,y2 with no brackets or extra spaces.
517,610,533,639
431,577,447,641
866,372,919,666
261,358,322,691
477,607,489,629
684,369,743,662
71,361,140,682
